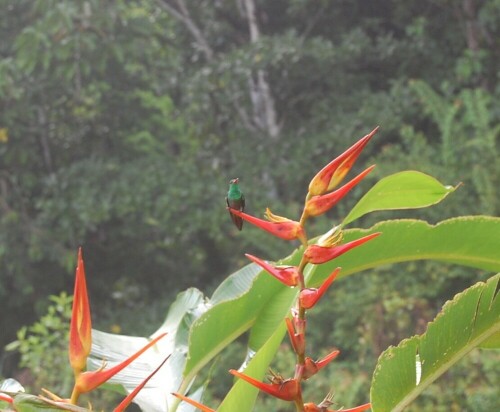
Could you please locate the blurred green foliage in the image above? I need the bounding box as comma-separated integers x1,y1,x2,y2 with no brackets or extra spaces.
4,293,73,395
0,0,498,409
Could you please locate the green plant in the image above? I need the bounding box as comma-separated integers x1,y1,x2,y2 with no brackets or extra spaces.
5,293,73,395
1,128,499,411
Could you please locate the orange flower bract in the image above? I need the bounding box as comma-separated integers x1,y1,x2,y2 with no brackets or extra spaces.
69,248,92,375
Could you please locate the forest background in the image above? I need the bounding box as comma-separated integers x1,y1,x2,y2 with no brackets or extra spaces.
0,0,499,410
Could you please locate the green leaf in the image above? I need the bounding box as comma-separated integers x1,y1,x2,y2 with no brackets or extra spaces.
343,171,457,225
217,323,287,412
310,216,500,288
12,393,90,411
370,274,500,412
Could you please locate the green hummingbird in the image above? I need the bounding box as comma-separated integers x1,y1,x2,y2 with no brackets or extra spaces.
226,178,245,230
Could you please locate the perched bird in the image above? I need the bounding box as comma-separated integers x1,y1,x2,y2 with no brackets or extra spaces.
226,178,245,230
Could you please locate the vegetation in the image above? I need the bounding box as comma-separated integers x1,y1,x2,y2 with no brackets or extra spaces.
0,0,499,410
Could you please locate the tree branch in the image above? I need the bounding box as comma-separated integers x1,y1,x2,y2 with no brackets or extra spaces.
242,0,281,138
156,0,214,61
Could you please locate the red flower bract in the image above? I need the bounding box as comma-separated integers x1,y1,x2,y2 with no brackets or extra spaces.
228,208,306,243
299,268,340,309
72,333,167,402
308,127,378,196
246,254,300,287
302,349,340,380
305,165,375,217
69,248,92,374
304,233,381,264
230,369,300,402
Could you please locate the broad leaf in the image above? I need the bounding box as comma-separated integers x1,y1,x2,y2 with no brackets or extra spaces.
343,171,457,225
370,274,500,412
11,393,91,411
309,216,500,288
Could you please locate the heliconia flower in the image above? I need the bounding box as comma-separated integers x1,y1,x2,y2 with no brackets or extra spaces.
229,369,300,402
308,126,379,196
172,393,215,412
304,165,375,218
285,317,305,356
69,248,92,375
227,208,306,243
0,393,13,403
299,268,340,309
71,333,167,403
304,233,381,265
114,355,171,412
246,254,300,287
304,393,371,412
302,349,340,380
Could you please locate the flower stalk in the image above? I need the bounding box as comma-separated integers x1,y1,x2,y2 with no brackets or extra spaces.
205,129,379,412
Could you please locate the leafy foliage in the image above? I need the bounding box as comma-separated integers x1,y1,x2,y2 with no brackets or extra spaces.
1,0,499,409
5,294,73,395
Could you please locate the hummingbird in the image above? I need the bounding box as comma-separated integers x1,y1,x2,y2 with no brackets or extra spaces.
226,178,245,230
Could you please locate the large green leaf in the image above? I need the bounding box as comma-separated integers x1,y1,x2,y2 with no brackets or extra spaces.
370,274,500,412
308,216,500,288
343,171,457,226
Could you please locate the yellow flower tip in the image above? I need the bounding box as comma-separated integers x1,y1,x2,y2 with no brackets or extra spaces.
317,225,343,247
264,208,291,223
40,388,68,402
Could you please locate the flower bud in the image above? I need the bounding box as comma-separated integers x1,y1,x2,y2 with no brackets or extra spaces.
308,127,378,196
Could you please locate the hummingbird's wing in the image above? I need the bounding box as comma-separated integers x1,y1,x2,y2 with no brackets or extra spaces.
241,194,245,212
226,196,244,231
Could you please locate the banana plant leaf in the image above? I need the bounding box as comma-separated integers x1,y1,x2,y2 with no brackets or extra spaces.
370,273,500,412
